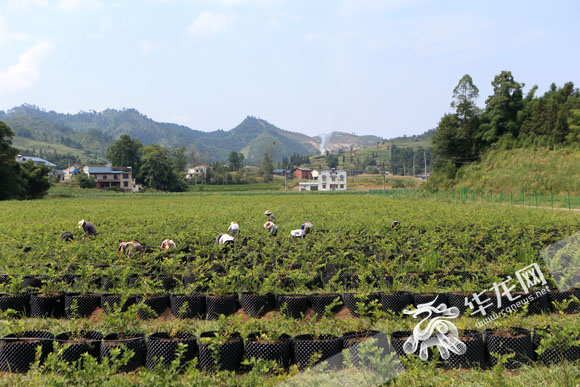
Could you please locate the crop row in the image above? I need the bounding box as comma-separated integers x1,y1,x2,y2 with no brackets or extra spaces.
0,326,577,375
1,288,579,320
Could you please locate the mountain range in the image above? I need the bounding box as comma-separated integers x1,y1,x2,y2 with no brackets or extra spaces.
0,104,383,168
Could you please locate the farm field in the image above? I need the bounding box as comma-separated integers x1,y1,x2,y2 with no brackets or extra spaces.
0,193,579,386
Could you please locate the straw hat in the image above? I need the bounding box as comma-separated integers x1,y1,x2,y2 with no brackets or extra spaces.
78,219,85,228
264,221,274,229
264,211,272,215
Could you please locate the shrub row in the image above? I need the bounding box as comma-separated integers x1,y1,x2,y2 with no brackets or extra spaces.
1,289,578,320
1,327,577,374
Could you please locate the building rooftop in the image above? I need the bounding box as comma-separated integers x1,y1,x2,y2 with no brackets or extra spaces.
87,167,122,174
15,155,56,168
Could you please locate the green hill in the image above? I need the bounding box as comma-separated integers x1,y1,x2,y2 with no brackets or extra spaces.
0,105,393,167
453,147,580,194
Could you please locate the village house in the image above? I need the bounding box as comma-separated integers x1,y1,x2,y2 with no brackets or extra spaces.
186,164,209,179
15,154,64,181
298,168,347,191
292,167,312,180
63,165,139,192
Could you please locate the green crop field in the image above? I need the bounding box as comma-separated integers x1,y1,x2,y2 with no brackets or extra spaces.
0,193,579,386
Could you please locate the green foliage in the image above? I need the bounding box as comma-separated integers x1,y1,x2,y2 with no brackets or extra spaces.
139,145,187,192
74,173,96,188
106,135,143,172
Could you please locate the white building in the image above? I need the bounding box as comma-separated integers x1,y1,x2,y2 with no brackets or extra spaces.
15,155,56,168
299,168,347,191
186,165,209,179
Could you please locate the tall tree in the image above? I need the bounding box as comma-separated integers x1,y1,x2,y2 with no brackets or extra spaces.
228,151,240,172
138,145,187,192
106,135,143,172
476,71,524,147
0,121,24,200
326,153,339,169
260,154,274,182
171,146,188,172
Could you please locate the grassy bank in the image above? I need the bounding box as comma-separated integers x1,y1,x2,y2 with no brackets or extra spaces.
454,146,580,194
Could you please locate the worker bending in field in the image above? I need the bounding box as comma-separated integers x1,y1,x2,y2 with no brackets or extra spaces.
161,239,176,250
301,222,313,234
264,221,278,236
264,210,275,222
78,219,97,236
391,221,400,229
60,232,74,242
118,240,143,257
227,222,240,236
216,233,235,246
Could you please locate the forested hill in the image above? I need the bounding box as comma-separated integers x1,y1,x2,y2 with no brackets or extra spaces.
0,105,389,167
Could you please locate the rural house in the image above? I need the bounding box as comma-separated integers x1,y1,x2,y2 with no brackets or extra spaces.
298,168,347,191
81,166,139,192
292,168,312,180
186,165,209,179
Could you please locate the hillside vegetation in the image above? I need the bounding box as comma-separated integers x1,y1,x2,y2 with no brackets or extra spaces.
0,105,387,168
454,146,580,194
429,72,580,192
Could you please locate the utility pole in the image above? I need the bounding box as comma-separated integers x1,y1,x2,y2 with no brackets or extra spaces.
424,150,427,180
284,169,287,191
382,162,386,193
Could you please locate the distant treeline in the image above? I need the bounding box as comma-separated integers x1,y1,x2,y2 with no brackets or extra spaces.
430,72,580,186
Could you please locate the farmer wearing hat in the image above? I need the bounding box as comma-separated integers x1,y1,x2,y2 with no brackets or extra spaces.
264,221,278,236
216,233,235,246
290,228,305,239
227,222,240,236
264,210,275,222
391,221,400,229
118,240,143,257
301,222,313,234
78,219,97,236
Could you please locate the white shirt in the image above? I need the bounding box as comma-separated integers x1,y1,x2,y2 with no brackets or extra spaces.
218,234,235,244
291,229,305,238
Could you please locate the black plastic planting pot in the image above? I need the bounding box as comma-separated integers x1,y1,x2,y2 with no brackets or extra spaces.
447,292,471,315
30,293,64,318
276,294,309,319
414,293,448,308
64,293,101,319
21,275,47,291
101,333,146,372
548,288,580,314
146,332,197,370
197,331,244,373
240,293,275,318
136,294,169,319
245,333,292,369
444,330,485,369
170,294,206,319
206,293,239,320
512,291,549,314
0,331,54,373
532,329,580,366
344,292,381,317
381,292,413,315
101,294,137,313
55,331,103,363
155,275,179,291
342,331,389,368
391,331,418,359
292,334,343,371
485,328,534,369
309,293,342,318
0,293,29,316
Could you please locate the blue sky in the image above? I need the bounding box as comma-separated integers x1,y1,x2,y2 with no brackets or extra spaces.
0,0,578,138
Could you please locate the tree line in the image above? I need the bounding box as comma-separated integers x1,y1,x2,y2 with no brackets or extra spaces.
430,72,580,186
0,122,51,200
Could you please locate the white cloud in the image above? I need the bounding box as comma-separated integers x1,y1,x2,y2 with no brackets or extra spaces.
187,11,232,36
0,41,54,95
